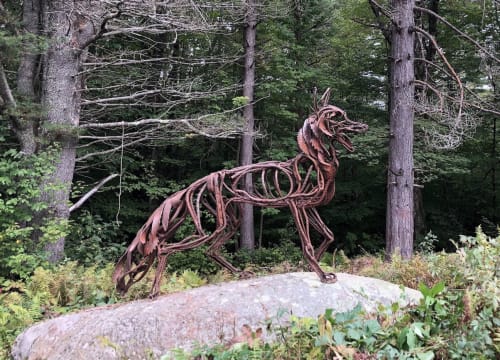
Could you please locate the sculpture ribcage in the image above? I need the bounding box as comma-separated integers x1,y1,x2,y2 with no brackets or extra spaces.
114,96,368,297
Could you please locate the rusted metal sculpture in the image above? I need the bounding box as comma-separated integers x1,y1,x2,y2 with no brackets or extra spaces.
113,90,368,297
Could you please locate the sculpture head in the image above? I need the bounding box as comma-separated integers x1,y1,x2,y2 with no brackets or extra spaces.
298,89,368,157
318,105,368,152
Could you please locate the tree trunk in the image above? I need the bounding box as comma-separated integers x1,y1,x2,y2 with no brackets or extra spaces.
239,0,257,250
386,0,415,259
35,0,99,261
413,187,425,239
13,0,40,155
492,100,498,223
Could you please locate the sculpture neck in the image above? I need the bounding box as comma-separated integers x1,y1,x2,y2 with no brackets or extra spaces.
302,143,339,173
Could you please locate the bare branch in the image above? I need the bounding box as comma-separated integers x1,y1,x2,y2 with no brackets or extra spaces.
82,54,241,68
81,117,210,129
367,0,392,42
414,79,444,109
368,0,392,19
80,1,124,49
414,6,500,64
0,61,16,107
82,89,164,105
69,173,119,213
77,136,148,162
414,26,464,119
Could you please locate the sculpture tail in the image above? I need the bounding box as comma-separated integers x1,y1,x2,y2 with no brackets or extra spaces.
113,191,187,294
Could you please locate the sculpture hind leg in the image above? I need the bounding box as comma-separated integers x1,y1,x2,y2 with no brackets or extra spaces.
149,234,212,298
290,204,337,283
206,228,240,273
306,208,335,261
149,254,168,298
150,224,239,297
205,212,253,279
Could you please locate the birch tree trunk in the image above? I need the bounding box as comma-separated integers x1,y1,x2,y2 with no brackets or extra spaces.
239,0,257,250
386,0,415,259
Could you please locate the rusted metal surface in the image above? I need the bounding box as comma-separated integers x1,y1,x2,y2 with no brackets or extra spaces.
113,90,368,297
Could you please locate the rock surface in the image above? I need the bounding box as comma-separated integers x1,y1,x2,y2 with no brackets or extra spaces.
12,272,421,360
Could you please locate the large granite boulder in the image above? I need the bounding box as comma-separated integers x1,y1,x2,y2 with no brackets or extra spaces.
12,272,422,359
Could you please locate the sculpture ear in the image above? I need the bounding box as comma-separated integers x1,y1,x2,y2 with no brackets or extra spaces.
317,108,334,137
318,117,334,137
320,88,331,106
312,87,318,111
297,130,309,155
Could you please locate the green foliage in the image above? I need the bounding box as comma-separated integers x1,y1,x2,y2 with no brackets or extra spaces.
65,210,124,267
0,283,44,360
230,241,303,270
175,228,499,359
0,147,69,280
0,262,117,359
415,231,439,254
166,240,304,276
0,30,47,64
168,246,220,276
166,343,274,360
232,96,249,107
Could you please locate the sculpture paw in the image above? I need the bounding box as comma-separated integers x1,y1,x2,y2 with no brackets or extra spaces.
148,289,160,299
238,270,255,279
320,272,337,284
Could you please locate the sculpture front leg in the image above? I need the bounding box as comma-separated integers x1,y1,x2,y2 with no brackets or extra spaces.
307,208,335,261
290,204,337,284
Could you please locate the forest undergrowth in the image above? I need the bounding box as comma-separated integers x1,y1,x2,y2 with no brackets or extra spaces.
1,229,498,359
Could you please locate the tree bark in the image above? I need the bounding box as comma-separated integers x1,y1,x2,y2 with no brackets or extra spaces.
239,0,257,250
386,0,415,259
13,0,40,155
36,0,100,261
413,187,425,239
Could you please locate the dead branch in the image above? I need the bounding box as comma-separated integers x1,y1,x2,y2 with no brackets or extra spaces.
79,1,124,49
414,26,464,119
414,79,444,109
76,136,149,162
69,173,119,213
367,0,392,42
0,61,16,107
414,6,500,64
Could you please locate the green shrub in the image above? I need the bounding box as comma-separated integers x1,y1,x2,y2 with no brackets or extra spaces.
0,147,69,280
230,240,303,269
167,240,304,276
168,246,221,276
65,211,124,267
171,227,499,359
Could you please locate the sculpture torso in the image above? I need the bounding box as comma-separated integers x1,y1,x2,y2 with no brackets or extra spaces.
220,152,338,209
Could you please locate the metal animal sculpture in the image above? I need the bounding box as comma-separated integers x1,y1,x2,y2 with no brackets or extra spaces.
113,90,368,297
